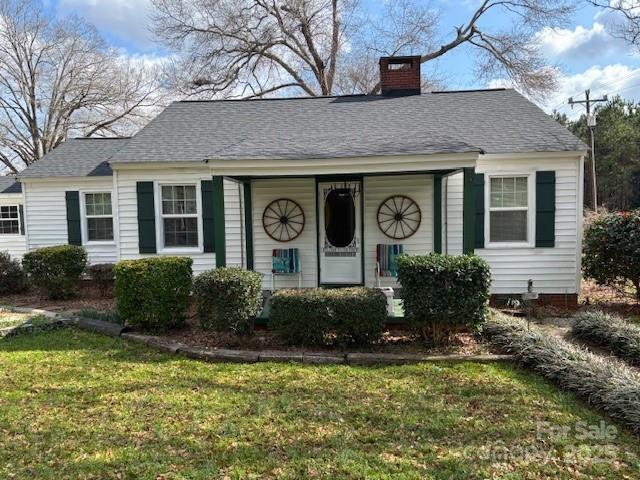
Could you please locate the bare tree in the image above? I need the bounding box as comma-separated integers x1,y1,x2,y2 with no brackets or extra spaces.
0,0,167,173
589,1,640,48
151,0,575,99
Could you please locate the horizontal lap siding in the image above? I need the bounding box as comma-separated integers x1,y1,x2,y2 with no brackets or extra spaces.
0,195,26,259
24,180,117,264
252,178,317,289
444,172,463,255
474,157,580,295
117,169,242,274
363,175,433,287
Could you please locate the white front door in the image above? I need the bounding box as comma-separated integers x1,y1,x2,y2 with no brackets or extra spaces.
318,181,362,285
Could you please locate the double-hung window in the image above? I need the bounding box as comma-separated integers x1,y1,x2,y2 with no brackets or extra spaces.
489,175,529,243
84,192,114,241
0,205,20,234
160,185,199,248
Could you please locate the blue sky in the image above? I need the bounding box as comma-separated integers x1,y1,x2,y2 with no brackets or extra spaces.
44,0,640,117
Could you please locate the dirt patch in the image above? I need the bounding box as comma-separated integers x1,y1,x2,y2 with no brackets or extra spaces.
0,284,115,314
580,279,640,317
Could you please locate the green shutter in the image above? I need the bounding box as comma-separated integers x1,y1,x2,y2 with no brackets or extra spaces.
201,180,215,253
136,182,157,253
65,191,82,245
212,176,226,267
474,173,485,249
462,168,475,254
243,182,254,270
536,171,556,248
18,204,24,235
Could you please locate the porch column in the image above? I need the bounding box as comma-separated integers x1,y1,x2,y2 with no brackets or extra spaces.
462,167,475,254
243,181,254,270
433,175,442,253
212,175,226,267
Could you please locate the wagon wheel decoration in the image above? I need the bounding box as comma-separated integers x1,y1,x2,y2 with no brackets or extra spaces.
262,198,305,242
377,195,421,240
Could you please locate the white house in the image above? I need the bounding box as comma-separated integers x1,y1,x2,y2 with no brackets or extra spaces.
5,56,587,306
0,176,26,259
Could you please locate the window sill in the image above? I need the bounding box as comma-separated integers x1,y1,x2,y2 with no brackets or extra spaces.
0,233,22,237
482,242,535,250
84,241,116,246
158,247,203,255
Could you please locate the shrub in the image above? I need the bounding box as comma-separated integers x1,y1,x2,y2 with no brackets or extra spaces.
397,253,491,344
77,308,123,325
193,267,262,335
583,210,640,302
0,251,27,294
573,311,640,365
114,257,192,331
22,245,87,299
86,263,115,296
484,312,640,434
269,287,387,347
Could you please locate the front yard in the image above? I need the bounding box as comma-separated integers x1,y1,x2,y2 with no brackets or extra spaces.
1,329,639,479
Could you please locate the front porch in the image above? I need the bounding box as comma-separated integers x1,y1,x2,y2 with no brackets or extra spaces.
210,155,481,292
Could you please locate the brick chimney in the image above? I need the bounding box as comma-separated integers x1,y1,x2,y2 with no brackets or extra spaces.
379,56,421,96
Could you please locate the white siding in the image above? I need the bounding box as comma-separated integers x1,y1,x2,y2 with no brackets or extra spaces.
363,175,433,287
0,194,26,259
443,171,463,255
23,179,117,264
443,157,582,295
116,168,243,275
252,178,317,289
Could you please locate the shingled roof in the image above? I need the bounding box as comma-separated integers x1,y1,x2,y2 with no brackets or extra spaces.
19,89,586,178
0,176,21,194
19,137,129,178
109,88,585,164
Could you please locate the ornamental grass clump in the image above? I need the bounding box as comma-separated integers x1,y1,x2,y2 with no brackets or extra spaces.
397,253,491,345
193,267,262,336
573,310,640,366
484,312,640,434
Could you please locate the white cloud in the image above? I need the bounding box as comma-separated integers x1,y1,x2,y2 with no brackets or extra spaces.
490,64,640,118
57,0,156,50
535,22,630,60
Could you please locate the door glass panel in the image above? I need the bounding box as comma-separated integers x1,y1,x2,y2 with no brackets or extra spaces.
324,189,356,248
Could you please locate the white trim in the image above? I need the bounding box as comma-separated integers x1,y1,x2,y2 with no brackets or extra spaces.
113,170,121,261
0,203,21,236
154,182,203,254
79,190,115,245
479,151,586,161
484,172,535,249
576,155,585,293
22,182,29,249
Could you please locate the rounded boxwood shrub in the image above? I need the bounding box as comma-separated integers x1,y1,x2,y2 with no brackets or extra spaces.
114,256,193,331
22,245,87,299
193,267,262,335
269,287,387,347
0,251,27,294
583,210,640,302
397,253,491,345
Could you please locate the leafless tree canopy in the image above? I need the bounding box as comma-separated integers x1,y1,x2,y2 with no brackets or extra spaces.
152,0,575,99
589,1,640,47
0,0,167,173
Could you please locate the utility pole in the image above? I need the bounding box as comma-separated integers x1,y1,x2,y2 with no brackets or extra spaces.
568,90,608,211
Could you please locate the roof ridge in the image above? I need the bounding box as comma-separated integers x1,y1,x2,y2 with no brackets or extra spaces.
70,136,131,140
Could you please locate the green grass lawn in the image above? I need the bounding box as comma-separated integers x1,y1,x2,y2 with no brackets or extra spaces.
1,330,639,479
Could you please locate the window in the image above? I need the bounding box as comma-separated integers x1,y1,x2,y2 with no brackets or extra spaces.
84,192,114,241
489,176,529,243
0,205,19,234
160,185,198,248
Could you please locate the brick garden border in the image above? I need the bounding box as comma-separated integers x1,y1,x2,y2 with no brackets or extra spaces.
2,309,514,366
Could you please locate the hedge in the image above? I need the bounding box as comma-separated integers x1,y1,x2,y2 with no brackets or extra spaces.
0,251,27,295
583,210,640,302
484,313,640,434
397,253,491,344
22,245,87,299
193,267,262,335
269,287,387,347
573,311,640,366
114,257,193,331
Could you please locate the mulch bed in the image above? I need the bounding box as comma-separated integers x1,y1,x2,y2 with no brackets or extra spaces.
0,284,115,313
580,279,640,317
